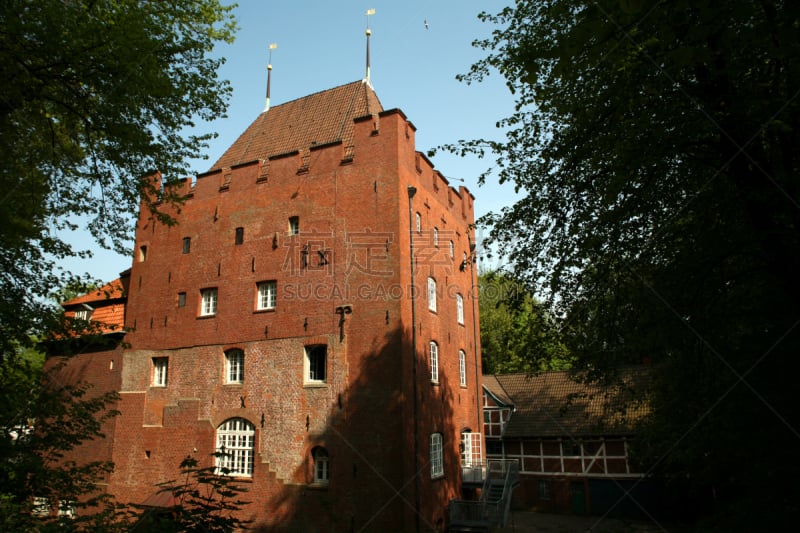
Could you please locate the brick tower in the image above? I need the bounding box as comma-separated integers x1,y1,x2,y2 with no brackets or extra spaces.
61,79,483,531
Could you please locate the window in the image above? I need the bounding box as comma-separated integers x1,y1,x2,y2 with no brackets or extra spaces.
459,350,466,387
225,349,244,384
312,446,329,484
139,245,147,262
429,341,439,382
433,227,439,247
182,237,191,254
415,212,421,233
456,293,464,325
486,439,503,455
216,418,254,477
235,227,244,245
152,357,168,387
178,292,186,307
430,433,443,478
58,500,76,518
539,480,552,500
257,281,277,311
289,216,299,236
305,345,327,384
449,240,454,259
74,308,92,321
200,288,217,316
427,277,437,312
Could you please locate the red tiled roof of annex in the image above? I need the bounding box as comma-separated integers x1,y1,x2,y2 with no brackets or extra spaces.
483,368,652,438
61,278,126,334
210,80,383,171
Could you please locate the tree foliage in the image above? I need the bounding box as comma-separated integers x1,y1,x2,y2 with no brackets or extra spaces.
0,0,236,355
454,1,800,528
479,270,571,374
0,355,122,531
133,454,251,533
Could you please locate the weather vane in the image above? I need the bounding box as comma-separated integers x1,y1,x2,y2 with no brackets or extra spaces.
264,43,277,112
365,8,375,83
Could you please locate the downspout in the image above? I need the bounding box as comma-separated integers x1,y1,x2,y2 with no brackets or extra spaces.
468,238,482,459
407,185,420,533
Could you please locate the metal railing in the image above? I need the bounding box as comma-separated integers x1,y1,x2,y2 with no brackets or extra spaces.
449,460,519,531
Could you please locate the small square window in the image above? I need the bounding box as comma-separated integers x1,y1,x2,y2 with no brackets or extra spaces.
225,349,244,384
289,216,299,236
178,292,186,307
235,227,244,245
305,345,327,384
152,357,168,387
182,237,191,254
200,288,217,316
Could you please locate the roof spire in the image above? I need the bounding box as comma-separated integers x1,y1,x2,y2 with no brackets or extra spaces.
264,43,277,112
364,8,375,84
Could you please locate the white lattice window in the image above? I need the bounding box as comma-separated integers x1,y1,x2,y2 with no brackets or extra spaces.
216,418,254,477
200,288,217,316
257,281,276,310
459,350,466,387
430,433,443,478
225,349,244,384
429,341,439,383
456,293,464,324
427,277,437,312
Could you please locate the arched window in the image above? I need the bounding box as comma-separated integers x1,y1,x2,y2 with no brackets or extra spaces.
216,418,255,477
312,446,329,484
427,277,437,312
459,350,467,387
430,433,444,478
429,341,439,383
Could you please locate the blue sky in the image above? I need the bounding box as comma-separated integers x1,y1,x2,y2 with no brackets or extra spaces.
65,0,518,283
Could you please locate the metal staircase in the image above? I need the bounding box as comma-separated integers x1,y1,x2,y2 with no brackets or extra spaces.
448,460,519,532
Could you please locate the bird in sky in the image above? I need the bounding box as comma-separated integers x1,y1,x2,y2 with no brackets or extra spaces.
424,19,429,29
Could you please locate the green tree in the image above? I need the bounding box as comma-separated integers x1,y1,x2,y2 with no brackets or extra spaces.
479,270,571,374
0,0,236,356
451,1,800,528
0,1,236,528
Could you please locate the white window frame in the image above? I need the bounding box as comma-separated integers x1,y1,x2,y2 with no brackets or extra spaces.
225,349,244,384
152,357,168,387
427,277,437,312
433,227,439,247
456,293,464,325
257,281,277,311
215,418,254,477
459,350,466,387
313,447,329,484
430,433,444,478
305,345,327,384
74,309,91,321
200,288,217,316
429,341,439,383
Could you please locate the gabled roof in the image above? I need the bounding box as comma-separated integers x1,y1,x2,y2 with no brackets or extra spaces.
483,368,651,438
210,80,383,171
61,278,127,334
483,375,514,407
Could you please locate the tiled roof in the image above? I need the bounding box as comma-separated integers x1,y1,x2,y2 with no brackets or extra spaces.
62,278,126,306
62,278,127,334
483,375,514,406
483,368,651,438
210,80,383,171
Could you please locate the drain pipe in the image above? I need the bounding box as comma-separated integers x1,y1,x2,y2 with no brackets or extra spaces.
407,185,420,533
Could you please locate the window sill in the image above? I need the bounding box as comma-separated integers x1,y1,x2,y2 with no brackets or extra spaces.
304,382,328,388
197,314,216,320
307,482,329,490
254,308,276,314
430,380,440,386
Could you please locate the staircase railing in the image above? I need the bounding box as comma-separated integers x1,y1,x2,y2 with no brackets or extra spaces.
449,459,519,531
